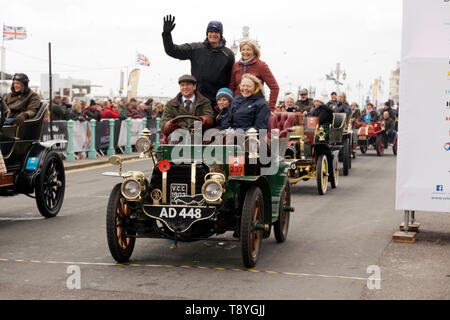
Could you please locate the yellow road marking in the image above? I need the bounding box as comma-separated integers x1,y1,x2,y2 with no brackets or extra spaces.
0,258,368,281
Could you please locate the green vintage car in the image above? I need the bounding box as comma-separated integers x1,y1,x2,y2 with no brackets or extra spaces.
104,119,294,268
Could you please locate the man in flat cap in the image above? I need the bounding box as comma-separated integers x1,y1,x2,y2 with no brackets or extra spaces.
162,15,235,106
161,74,214,136
295,88,314,115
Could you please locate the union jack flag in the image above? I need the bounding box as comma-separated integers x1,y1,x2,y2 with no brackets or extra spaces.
136,52,150,67
3,25,27,40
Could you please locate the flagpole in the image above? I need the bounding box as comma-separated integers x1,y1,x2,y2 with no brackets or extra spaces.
1,23,5,96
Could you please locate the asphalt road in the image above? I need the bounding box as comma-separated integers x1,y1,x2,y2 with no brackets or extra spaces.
0,149,448,300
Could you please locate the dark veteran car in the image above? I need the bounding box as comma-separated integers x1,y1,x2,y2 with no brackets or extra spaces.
104,115,295,268
0,99,65,218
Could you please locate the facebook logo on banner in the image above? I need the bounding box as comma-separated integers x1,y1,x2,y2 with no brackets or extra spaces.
436,185,444,192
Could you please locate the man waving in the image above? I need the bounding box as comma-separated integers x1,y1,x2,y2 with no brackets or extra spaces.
162,15,235,106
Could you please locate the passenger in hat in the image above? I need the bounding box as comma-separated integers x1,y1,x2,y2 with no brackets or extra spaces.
213,87,233,128
229,40,279,112
295,88,314,114
4,73,41,127
162,15,235,106
161,74,214,135
308,96,334,126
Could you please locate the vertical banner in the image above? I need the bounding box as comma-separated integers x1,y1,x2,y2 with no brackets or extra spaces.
396,0,450,213
127,68,140,101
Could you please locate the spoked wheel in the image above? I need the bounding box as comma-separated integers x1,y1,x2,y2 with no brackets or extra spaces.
274,182,290,243
329,154,339,189
316,154,328,195
35,151,65,218
376,135,385,156
240,186,264,268
106,184,136,263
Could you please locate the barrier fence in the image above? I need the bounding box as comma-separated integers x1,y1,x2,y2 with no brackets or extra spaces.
41,117,161,161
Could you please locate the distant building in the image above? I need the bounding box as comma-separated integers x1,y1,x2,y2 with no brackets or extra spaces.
389,61,400,104
40,74,101,100
230,26,260,55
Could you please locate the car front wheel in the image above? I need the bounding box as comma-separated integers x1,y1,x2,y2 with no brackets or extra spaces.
240,186,264,268
106,183,136,263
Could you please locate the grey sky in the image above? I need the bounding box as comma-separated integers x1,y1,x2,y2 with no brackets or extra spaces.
1,0,403,104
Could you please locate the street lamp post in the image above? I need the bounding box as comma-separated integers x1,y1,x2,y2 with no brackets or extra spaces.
327,62,347,93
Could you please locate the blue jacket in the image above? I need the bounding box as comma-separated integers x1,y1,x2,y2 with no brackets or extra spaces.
220,90,270,131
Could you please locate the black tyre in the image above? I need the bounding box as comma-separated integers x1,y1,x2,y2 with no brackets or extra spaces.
348,139,352,169
360,144,367,154
376,135,385,156
240,186,264,268
274,182,290,243
342,140,350,176
106,183,136,263
35,151,65,218
316,154,328,195
329,155,339,189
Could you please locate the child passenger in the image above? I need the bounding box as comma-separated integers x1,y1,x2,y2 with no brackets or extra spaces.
213,88,233,128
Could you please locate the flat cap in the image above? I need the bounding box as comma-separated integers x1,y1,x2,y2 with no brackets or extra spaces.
178,74,197,84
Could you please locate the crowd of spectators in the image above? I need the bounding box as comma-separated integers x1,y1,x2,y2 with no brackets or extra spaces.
46,96,163,122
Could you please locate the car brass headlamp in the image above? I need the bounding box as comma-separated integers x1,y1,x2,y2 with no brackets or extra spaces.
202,180,223,202
121,172,146,201
136,136,151,153
201,173,225,203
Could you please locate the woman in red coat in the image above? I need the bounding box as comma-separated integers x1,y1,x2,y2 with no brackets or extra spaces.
229,40,279,112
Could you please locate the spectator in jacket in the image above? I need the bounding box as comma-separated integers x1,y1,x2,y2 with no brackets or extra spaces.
154,102,164,118
4,73,41,126
229,40,279,111
162,15,235,105
161,74,214,135
62,96,72,110
67,102,86,121
101,102,119,119
220,73,270,131
117,98,128,120
50,96,68,121
295,88,314,114
83,101,102,121
213,87,233,128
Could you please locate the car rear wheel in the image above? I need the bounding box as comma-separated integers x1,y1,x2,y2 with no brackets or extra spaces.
342,139,350,176
329,155,339,189
106,183,136,263
240,186,264,268
316,154,328,195
35,151,65,218
274,182,290,243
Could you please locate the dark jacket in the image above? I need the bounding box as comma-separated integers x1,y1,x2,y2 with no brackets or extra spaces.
295,98,314,113
309,104,334,126
4,89,41,119
0,96,10,128
67,109,86,122
50,103,67,121
161,91,213,135
220,90,270,131
383,117,395,134
213,105,230,128
359,109,378,122
334,101,351,117
83,106,102,121
162,33,235,104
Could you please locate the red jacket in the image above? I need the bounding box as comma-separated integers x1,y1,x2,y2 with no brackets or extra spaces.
229,57,279,111
101,106,119,119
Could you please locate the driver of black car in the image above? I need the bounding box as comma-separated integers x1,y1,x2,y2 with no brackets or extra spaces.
160,74,214,136
3,73,41,127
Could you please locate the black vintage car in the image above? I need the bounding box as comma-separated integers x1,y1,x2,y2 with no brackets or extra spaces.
0,99,65,217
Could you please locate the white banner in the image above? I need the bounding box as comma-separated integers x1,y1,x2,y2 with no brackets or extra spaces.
117,119,143,147
396,0,450,213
